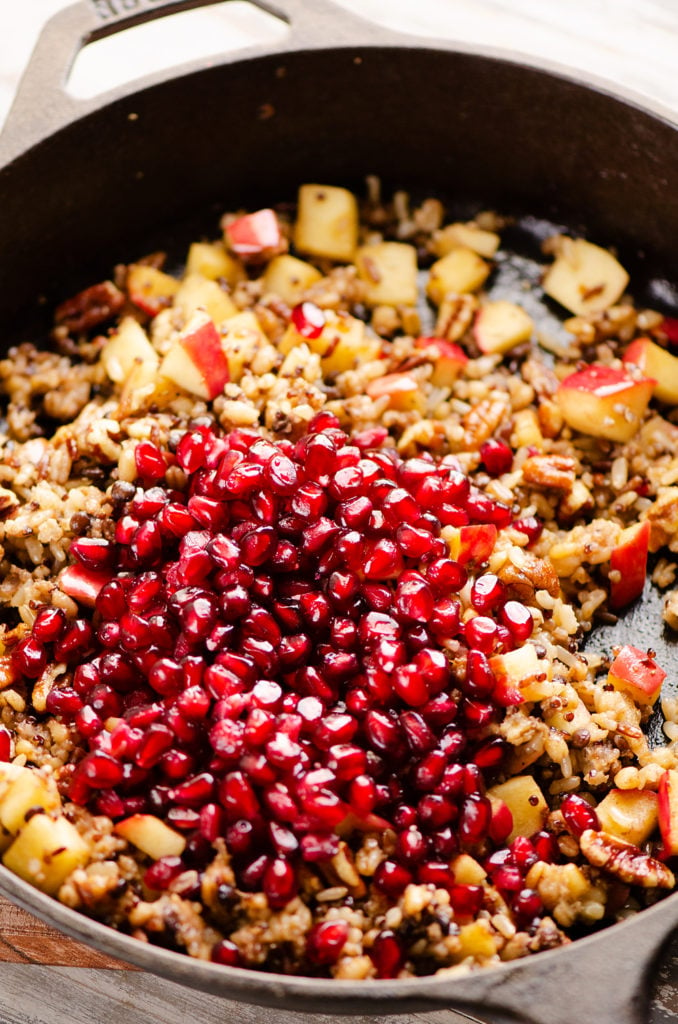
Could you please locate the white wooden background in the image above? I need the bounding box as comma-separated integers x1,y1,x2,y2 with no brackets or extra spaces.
1,1,678,1021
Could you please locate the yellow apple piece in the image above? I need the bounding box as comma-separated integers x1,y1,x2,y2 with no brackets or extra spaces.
159,310,230,400
490,643,550,706
262,254,322,306
543,683,592,736
320,314,381,377
100,316,159,389
450,853,487,885
185,241,244,285
433,222,500,259
426,247,490,305
113,813,186,858
556,364,655,443
623,336,678,405
658,769,678,856
473,300,534,354
607,645,666,707
542,237,629,315
457,921,497,958
174,273,237,327
596,789,658,846
609,519,650,610
0,767,61,835
487,776,548,842
366,373,425,412
3,813,89,895
295,184,359,262
127,264,180,317
414,336,468,388
355,242,418,307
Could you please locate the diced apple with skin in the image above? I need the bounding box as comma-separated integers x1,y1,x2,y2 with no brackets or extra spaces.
445,523,498,566
59,564,112,607
488,776,549,842
414,336,468,388
173,273,237,327
3,813,90,895
100,316,159,391
366,373,425,413
224,208,285,262
490,644,552,706
426,247,490,305
623,336,678,405
262,254,322,306
159,310,230,400
658,769,678,856
474,300,534,355
556,364,655,443
355,242,418,307
607,645,666,707
185,241,245,285
114,814,186,858
0,767,61,835
127,264,180,317
609,519,650,610
596,789,658,846
295,184,359,262
543,237,629,315
433,222,500,259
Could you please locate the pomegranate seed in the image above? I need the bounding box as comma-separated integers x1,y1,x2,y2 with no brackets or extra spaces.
0,726,12,761
211,939,242,966
135,441,167,480
306,919,349,965
459,795,492,843
513,888,543,920
144,856,184,890
489,800,514,844
560,793,600,837
374,859,413,897
31,606,67,643
500,600,534,641
448,884,484,917
263,857,297,908
370,931,404,979
512,515,543,545
480,438,513,476
291,301,325,339
12,636,47,678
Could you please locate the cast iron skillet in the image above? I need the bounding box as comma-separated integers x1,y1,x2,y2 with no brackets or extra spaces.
0,2,678,1021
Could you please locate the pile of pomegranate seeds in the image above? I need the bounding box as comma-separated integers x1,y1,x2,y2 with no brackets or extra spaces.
13,412,547,964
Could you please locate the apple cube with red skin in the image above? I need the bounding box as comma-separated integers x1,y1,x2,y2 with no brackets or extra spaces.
607,645,666,707
491,643,551,707
127,264,179,317
623,336,678,405
487,776,548,842
60,564,112,607
224,208,284,262
114,813,186,858
658,769,678,856
414,336,468,387
556,364,656,443
609,519,650,610
446,523,498,566
474,300,534,355
159,310,230,400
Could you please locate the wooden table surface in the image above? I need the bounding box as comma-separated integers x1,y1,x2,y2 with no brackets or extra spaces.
1,0,678,1021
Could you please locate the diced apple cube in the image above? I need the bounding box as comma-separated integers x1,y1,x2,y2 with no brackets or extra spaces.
174,273,237,327
355,242,418,307
457,921,497,958
320,314,381,377
542,683,592,734
114,813,186,858
623,336,678,405
127,264,179,317
295,184,359,262
101,316,159,387
658,769,678,856
262,254,323,306
185,241,244,285
609,520,650,610
159,310,229,400
0,767,61,834
426,247,490,305
474,301,534,354
542,237,629,315
556,364,655,443
3,813,89,895
366,373,425,412
224,208,284,262
414,336,468,388
433,222,500,259
450,853,487,885
445,524,498,567
487,776,548,841
490,643,551,706
59,565,112,608
596,789,658,846
607,645,666,707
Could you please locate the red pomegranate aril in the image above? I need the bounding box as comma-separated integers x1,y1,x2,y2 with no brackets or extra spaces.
413,749,447,791
510,835,538,871
148,658,183,697
396,826,428,864
95,790,125,818
130,519,163,565
31,606,66,644
488,800,514,844
425,558,467,595
513,888,543,920
134,440,167,480
464,650,496,698
449,884,484,918
160,502,198,538
267,821,299,856
291,300,325,339
533,830,560,863
364,710,403,754
470,573,505,613
417,861,456,890
314,712,358,749
74,705,103,739
500,600,534,642
173,772,215,807
239,526,277,566
429,599,461,640
12,635,47,678
464,616,499,654
197,802,224,842
493,863,523,892
143,855,184,891
430,826,458,858
374,859,413,897
300,832,340,861
79,750,124,787
512,515,543,546
45,688,83,716
347,774,378,816
263,857,297,909
370,930,404,980
306,919,349,966
160,749,196,781
560,793,600,837
391,665,428,708
327,743,367,781
480,438,513,476
459,795,492,844
394,576,434,623
421,694,458,728
239,854,270,891
417,793,456,828
363,538,403,580
473,737,506,770
401,712,437,755
133,723,174,769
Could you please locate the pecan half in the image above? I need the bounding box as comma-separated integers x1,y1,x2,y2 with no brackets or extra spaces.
55,281,125,333
522,454,577,491
579,829,675,888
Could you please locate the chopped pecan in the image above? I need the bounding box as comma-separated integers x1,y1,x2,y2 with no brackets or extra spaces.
462,397,510,450
579,829,675,888
435,294,478,342
521,357,560,397
498,552,560,600
522,454,577,491
55,281,125,333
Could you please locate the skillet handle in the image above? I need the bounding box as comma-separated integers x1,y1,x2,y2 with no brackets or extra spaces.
0,0,390,164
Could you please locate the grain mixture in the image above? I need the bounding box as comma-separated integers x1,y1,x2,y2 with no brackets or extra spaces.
0,180,677,978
